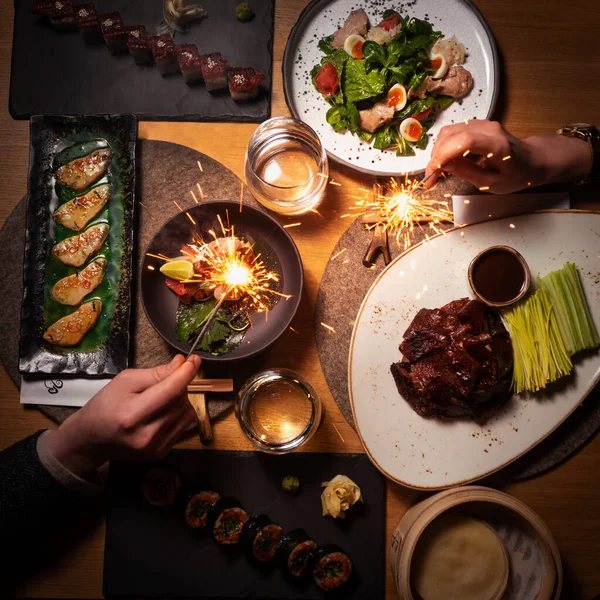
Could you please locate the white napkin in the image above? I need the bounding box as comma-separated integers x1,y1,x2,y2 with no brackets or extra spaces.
452,192,570,226
20,375,110,407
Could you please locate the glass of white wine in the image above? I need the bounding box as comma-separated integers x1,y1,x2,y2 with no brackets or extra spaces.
235,369,322,453
245,117,329,215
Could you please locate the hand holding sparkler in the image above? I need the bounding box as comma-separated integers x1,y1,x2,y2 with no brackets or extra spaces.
422,120,593,194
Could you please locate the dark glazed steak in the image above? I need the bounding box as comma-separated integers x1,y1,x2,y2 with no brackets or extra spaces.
391,298,513,419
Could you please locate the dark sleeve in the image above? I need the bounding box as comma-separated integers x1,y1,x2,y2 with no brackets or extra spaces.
0,430,94,579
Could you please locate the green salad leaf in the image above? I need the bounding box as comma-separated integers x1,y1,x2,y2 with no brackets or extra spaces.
396,136,416,156
176,299,217,342
343,59,386,103
373,125,399,150
197,320,231,353
318,35,335,55
409,71,429,91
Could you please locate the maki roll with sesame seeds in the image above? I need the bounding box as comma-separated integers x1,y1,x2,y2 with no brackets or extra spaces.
278,529,318,578
228,67,266,101
150,35,180,76
127,26,152,65
207,497,249,545
200,53,229,91
142,467,182,507
177,45,204,84
239,515,284,564
311,545,353,592
100,12,128,54
183,491,220,530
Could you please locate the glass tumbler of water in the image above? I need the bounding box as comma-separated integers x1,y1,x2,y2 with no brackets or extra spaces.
245,117,329,215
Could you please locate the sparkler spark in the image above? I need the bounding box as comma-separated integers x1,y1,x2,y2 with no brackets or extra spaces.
197,160,203,173
289,326,299,335
283,222,302,229
320,322,336,333
354,178,453,250
330,248,347,261
190,190,198,204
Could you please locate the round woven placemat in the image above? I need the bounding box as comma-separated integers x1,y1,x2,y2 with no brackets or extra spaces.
0,140,261,424
315,177,600,481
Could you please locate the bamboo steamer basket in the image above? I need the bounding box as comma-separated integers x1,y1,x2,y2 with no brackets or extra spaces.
390,486,562,600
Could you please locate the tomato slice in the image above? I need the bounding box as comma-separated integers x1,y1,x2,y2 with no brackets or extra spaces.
413,108,432,122
379,13,399,31
165,277,187,296
315,62,339,97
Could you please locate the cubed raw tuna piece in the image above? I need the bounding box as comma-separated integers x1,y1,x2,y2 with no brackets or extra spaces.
127,26,152,65
150,35,180,76
228,67,266,101
177,44,204,83
100,12,128,54
201,53,228,91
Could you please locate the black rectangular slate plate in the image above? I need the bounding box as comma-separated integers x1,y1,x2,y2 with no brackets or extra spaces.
104,450,386,599
10,0,273,122
19,114,137,376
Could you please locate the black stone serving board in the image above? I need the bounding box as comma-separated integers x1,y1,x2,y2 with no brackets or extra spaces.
10,0,274,121
20,114,137,376
104,450,386,600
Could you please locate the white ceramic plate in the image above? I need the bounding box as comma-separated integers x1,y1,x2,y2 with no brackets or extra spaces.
349,211,600,489
283,0,499,176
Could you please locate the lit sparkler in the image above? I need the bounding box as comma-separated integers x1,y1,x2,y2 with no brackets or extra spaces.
357,177,453,250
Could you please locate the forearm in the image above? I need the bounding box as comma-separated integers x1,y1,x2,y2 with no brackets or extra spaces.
524,135,593,187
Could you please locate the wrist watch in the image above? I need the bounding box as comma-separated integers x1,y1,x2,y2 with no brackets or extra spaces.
556,123,600,184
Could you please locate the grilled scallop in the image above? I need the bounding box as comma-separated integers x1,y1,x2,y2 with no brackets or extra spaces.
53,184,111,231
55,147,113,191
43,299,102,347
52,223,109,267
51,258,107,306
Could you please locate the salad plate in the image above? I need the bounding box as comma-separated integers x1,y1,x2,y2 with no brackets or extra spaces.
283,0,499,176
349,211,600,489
141,201,303,362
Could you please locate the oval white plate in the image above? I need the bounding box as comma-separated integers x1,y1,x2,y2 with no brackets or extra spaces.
349,211,600,489
283,0,499,176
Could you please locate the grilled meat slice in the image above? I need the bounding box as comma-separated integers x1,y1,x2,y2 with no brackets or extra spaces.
51,258,106,306
52,223,109,267
359,101,395,133
332,9,368,49
415,66,473,100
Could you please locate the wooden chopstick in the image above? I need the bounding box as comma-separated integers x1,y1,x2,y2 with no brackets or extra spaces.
187,379,234,393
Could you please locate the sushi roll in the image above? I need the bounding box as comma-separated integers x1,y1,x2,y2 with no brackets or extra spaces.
207,497,249,545
34,0,77,30
100,12,128,54
278,528,318,578
200,53,229,91
177,45,204,84
141,467,182,507
150,35,180,76
183,490,220,529
75,4,101,36
127,26,152,65
311,545,353,592
228,67,266,101
239,515,284,563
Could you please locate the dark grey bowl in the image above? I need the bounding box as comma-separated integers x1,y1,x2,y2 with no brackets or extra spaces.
141,201,304,362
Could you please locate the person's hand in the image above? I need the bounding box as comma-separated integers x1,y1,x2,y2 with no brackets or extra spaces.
423,120,593,194
47,354,201,480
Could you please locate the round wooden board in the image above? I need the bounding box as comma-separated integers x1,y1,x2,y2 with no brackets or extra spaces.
314,183,600,481
0,140,261,423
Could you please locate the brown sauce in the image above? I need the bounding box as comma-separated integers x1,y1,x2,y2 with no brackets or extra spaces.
471,249,526,304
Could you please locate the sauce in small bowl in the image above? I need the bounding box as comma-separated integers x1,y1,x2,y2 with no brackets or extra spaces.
468,246,531,308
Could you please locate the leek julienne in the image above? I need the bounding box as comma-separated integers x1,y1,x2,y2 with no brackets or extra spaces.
501,289,572,393
537,263,600,356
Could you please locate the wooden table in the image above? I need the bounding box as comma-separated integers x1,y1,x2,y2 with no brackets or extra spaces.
1,1,599,598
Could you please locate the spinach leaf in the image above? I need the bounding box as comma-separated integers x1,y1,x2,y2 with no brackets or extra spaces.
396,136,416,156
318,35,335,55
406,17,436,36
434,95,455,110
362,41,389,67
395,95,436,120
343,59,386,103
409,71,429,91
326,105,351,132
373,125,399,150
415,132,429,150
176,299,217,342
